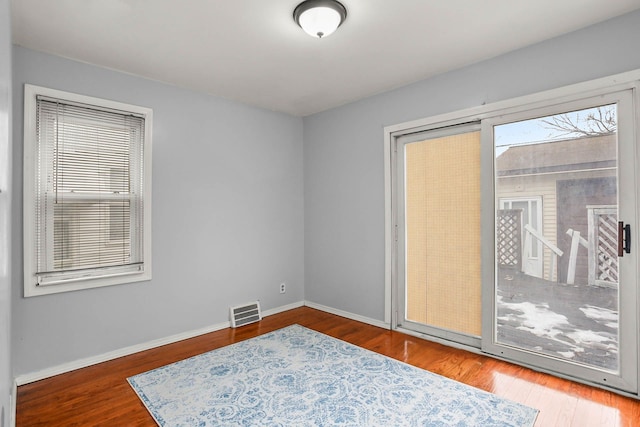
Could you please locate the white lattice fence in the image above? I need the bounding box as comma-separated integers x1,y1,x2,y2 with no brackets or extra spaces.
588,206,618,287
497,209,522,270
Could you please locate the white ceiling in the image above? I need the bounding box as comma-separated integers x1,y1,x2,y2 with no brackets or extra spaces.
11,0,640,116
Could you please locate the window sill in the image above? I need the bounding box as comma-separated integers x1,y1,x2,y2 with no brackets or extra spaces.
24,269,152,297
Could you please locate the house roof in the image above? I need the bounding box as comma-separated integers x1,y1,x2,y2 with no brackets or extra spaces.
496,134,616,176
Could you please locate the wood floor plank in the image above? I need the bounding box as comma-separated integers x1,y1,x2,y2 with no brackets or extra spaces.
15,307,640,426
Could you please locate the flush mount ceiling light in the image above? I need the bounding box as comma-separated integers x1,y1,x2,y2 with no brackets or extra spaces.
293,0,347,39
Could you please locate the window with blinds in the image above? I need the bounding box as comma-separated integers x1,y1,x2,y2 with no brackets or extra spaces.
23,85,152,296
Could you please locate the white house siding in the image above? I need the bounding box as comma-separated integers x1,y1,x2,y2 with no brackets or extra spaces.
497,168,616,282
497,174,557,280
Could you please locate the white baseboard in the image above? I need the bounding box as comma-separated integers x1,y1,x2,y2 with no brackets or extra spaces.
304,301,390,330
262,300,304,317
15,320,231,386
15,300,306,386
14,300,380,386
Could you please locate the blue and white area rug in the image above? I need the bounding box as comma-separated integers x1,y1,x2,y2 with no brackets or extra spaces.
128,325,538,426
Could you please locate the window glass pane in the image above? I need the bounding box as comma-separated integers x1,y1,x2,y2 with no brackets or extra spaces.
494,104,619,372
35,98,144,278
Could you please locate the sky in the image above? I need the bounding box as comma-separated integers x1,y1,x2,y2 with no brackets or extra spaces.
494,104,616,156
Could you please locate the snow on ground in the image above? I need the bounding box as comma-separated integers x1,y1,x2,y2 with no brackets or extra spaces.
566,329,616,346
498,297,571,338
497,295,618,365
579,305,618,330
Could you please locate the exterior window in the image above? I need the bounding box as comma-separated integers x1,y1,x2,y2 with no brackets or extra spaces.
23,85,152,296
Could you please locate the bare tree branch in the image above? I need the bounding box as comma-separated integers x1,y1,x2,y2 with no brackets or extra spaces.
540,106,616,138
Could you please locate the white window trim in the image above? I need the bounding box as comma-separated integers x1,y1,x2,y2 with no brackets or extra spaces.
23,84,153,297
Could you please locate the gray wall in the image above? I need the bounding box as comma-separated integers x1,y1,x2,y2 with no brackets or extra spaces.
303,10,640,321
12,47,305,376
0,0,11,423
10,7,640,382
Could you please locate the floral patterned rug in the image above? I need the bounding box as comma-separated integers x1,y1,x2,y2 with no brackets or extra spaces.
128,324,538,426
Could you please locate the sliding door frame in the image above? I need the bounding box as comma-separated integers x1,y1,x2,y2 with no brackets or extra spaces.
481,90,638,394
393,122,482,347
384,69,640,398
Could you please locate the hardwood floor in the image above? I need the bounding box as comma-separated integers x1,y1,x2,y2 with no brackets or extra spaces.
16,307,640,426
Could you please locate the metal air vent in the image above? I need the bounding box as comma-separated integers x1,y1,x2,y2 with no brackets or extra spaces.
230,301,262,328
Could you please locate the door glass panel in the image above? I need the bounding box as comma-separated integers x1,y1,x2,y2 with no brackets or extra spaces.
494,104,619,372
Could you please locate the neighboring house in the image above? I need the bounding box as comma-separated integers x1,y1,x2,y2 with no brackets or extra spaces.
496,134,617,286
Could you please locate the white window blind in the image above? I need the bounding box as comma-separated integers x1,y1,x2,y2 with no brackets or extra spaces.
34,96,146,286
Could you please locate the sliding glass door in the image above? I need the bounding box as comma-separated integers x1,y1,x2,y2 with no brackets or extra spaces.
390,86,639,395
482,91,638,393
